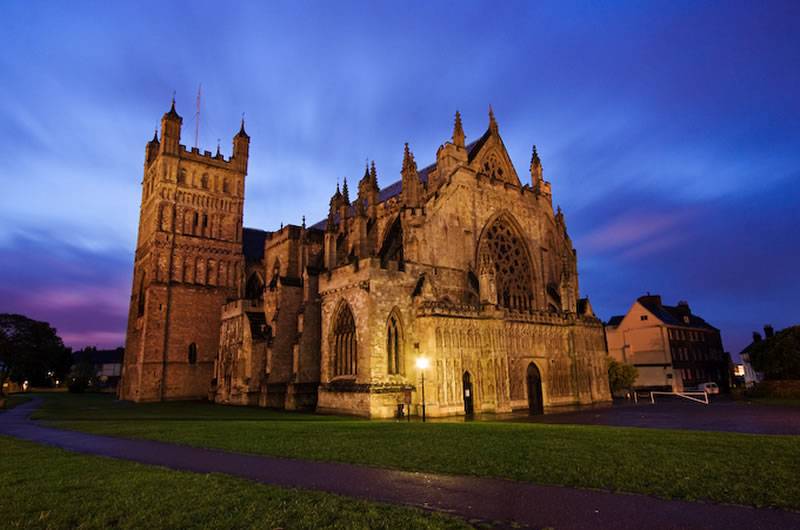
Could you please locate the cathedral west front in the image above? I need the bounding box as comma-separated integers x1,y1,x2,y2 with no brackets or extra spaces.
119,100,611,417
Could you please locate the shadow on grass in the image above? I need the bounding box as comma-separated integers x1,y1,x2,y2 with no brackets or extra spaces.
29,392,363,423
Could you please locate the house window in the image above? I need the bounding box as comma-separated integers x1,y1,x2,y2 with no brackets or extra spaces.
188,343,197,365
640,315,648,321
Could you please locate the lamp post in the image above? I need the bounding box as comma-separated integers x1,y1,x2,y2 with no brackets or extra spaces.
416,356,429,422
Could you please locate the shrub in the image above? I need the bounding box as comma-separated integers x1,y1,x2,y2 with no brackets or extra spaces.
749,326,800,380
607,357,638,394
68,378,88,393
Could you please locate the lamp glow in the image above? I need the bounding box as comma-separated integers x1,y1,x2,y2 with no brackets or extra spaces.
416,356,429,422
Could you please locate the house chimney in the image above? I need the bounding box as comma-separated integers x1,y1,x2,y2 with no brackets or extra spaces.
676,300,691,315
764,324,775,338
752,331,762,343
638,293,662,307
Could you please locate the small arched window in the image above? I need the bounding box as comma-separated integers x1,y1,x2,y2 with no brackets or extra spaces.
188,343,198,365
386,313,402,375
136,274,146,317
201,174,209,189
333,303,357,377
178,169,187,184
483,154,504,180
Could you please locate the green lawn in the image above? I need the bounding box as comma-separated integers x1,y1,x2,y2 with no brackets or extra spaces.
0,393,31,410
748,397,800,408
0,435,470,529
32,393,800,511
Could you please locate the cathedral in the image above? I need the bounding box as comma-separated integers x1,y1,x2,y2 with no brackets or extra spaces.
118,100,611,417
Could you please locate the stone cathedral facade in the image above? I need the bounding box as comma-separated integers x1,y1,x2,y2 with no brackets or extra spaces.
120,100,611,417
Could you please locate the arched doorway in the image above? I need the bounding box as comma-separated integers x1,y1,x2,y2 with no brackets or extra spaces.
527,362,544,415
463,371,474,415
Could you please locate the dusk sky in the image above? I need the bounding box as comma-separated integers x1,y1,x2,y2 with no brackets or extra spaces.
1,1,798,355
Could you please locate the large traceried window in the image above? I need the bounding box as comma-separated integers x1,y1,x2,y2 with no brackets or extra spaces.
479,216,534,312
386,312,402,375
332,303,357,377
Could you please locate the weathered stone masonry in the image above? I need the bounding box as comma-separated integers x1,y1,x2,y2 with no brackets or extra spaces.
120,102,611,417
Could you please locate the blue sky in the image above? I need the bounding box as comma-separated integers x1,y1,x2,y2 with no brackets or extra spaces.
0,1,798,354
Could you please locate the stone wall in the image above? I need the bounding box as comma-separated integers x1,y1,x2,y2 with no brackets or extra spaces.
120,103,248,402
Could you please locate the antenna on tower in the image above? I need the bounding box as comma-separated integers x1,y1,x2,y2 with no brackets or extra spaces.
194,83,202,149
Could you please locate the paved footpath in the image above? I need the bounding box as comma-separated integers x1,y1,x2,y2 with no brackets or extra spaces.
509,398,800,435
2,399,799,530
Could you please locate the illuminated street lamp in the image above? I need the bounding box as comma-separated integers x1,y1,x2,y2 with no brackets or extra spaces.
416,356,429,422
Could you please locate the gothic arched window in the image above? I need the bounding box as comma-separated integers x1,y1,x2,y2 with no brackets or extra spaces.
379,217,404,270
478,216,534,312
188,343,198,365
386,312,402,375
245,273,264,301
482,154,505,181
332,303,357,377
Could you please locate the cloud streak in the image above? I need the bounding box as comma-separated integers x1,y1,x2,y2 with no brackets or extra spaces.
0,1,798,354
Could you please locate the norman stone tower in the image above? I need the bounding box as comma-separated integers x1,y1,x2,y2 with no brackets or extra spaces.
119,99,249,401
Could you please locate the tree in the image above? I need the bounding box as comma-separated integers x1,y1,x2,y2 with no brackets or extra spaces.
748,326,800,380
607,357,638,395
69,347,99,393
0,314,72,395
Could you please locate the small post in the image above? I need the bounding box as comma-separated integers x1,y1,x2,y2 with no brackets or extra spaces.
650,392,655,404
416,356,429,422
421,370,426,422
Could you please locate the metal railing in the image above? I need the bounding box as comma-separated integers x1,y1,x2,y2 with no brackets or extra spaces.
649,390,709,405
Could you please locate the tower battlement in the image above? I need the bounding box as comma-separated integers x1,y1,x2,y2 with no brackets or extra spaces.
179,144,237,168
